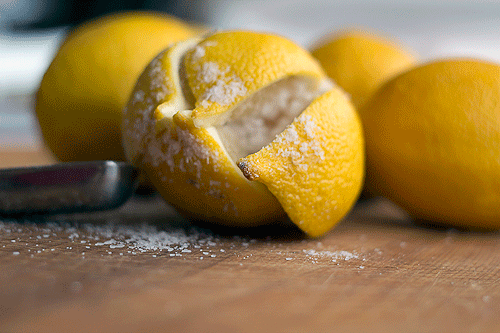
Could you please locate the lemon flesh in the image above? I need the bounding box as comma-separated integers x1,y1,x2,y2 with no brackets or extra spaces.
216,76,333,161
123,31,364,236
361,59,500,229
36,12,200,162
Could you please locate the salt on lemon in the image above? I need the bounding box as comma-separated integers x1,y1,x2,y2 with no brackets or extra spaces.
123,31,365,237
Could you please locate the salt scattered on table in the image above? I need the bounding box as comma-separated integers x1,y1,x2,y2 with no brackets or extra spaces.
303,249,359,262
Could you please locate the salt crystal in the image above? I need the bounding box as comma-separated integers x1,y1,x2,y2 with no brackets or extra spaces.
196,61,246,108
299,114,317,138
283,126,299,143
199,62,225,84
68,233,79,240
192,45,206,60
304,249,359,261
12,251,19,255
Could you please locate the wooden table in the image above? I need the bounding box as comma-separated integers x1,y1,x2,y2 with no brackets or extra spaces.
0,148,499,333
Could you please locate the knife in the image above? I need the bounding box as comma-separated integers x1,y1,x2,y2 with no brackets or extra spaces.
0,161,140,215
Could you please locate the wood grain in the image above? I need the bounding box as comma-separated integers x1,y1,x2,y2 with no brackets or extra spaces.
0,196,499,333
0,149,499,332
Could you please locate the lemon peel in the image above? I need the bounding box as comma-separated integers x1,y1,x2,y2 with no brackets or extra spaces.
123,31,364,236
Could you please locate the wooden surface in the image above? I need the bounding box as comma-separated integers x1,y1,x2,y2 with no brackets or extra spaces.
0,149,500,333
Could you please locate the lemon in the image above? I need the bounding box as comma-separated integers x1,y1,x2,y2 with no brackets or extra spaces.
311,29,417,109
35,12,200,162
123,31,364,237
361,58,500,229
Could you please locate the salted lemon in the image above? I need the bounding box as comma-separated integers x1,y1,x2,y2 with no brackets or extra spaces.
311,29,417,109
123,31,364,237
361,59,500,229
35,11,200,162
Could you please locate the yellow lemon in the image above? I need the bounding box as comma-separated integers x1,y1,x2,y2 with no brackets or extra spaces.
35,11,200,162
123,31,364,237
311,29,417,109
361,58,500,229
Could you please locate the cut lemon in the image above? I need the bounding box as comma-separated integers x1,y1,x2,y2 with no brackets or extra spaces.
123,31,364,236
361,59,500,229
35,11,201,162
312,29,417,109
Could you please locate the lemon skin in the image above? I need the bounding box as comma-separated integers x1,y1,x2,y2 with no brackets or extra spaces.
312,29,417,109
361,59,500,229
35,12,200,162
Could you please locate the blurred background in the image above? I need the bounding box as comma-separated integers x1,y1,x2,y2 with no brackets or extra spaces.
2,0,500,150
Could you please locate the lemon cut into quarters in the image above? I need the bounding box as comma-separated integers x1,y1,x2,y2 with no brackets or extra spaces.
123,31,364,237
